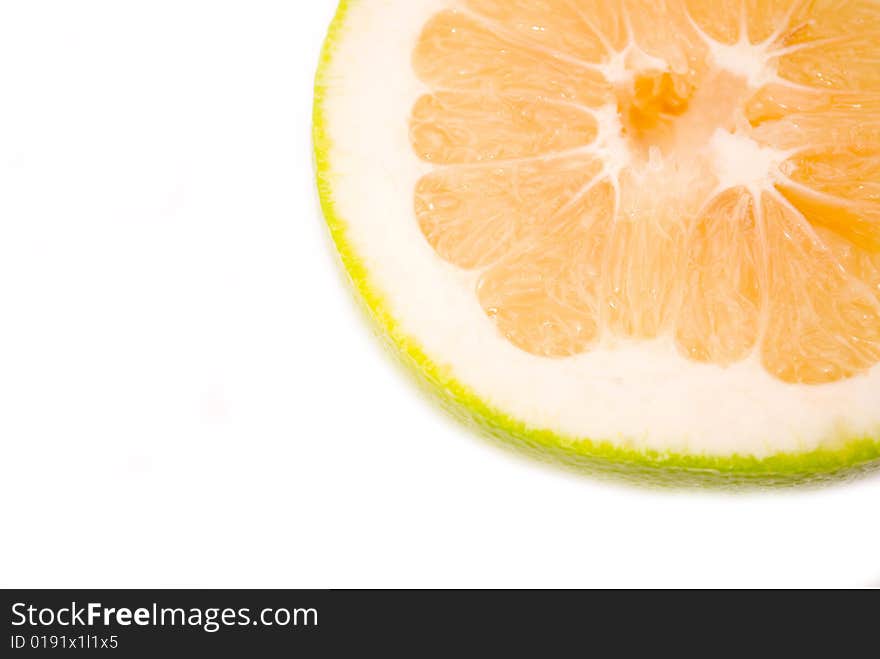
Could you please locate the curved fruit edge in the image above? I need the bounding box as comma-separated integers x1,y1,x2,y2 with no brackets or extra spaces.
312,0,880,488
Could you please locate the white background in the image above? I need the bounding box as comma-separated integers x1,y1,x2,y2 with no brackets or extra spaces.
0,0,878,589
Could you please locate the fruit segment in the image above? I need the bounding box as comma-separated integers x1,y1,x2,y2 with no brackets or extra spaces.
779,148,880,251
410,0,880,385
676,189,763,365
761,194,880,384
410,93,598,165
478,182,614,357
415,156,604,269
463,0,612,64
413,10,611,106
602,168,693,340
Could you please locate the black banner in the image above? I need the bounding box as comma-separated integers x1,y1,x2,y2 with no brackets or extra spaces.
1,588,873,655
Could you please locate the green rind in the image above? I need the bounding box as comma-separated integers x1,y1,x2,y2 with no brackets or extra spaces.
313,0,880,488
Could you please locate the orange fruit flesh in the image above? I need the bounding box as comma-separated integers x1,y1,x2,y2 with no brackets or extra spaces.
410,0,880,385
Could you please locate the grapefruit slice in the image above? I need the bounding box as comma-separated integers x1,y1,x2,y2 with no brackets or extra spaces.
314,0,880,486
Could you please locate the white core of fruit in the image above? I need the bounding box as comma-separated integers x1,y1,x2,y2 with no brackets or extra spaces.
710,38,778,89
322,0,880,456
589,105,631,181
709,129,790,192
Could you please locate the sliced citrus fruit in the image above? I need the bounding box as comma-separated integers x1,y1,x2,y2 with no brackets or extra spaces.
315,0,880,486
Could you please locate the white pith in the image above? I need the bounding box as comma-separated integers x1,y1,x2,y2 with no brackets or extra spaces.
321,0,880,457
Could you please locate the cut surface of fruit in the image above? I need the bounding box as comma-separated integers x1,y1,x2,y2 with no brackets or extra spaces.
411,0,880,384
316,0,880,485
